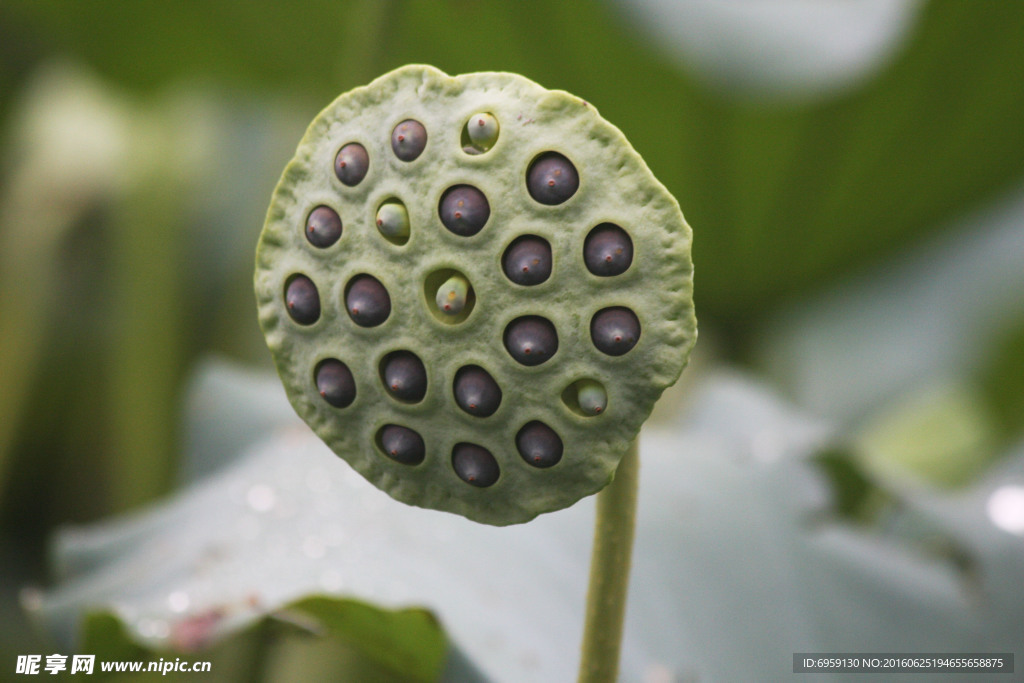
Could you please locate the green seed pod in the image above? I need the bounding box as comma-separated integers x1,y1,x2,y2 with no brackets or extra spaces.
254,65,696,525
435,273,470,316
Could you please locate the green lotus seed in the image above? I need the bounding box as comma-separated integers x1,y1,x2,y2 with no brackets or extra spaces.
376,200,410,241
576,379,608,416
435,273,470,316
465,112,499,153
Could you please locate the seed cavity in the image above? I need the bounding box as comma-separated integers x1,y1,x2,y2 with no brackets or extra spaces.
345,274,391,327
423,269,475,324
461,112,499,154
315,359,356,408
452,443,499,487
584,223,633,276
380,350,427,403
435,273,471,317
516,421,563,468
377,424,425,465
502,235,552,286
527,152,579,205
284,274,320,325
376,199,410,245
305,205,343,248
334,143,369,186
391,119,427,161
439,185,490,236
504,316,558,366
591,307,641,356
453,365,502,417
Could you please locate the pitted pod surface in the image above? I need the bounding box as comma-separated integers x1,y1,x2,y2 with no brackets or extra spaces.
255,65,696,525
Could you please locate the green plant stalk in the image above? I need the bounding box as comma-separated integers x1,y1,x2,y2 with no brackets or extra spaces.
107,173,183,511
578,438,640,682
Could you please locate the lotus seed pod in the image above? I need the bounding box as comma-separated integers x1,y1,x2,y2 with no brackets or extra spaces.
584,223,633,276
375,200,410,240
435,274,470,316
466,112,499,152
283,275,320,325
527,152,579,205
454,365,502,417
576,379,608,416
334,143,369,186
591,307,641,356
315,359,356,408
439,185,490,236
452,443,500,487
255,65,696,525
503,235,552,286
378,424,426,465
391,119,427,161
345,274,391,327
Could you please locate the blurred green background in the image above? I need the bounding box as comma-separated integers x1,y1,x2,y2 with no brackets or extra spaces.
2,0,1024,679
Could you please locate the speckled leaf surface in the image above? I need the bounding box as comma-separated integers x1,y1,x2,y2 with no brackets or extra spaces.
255,65,696,525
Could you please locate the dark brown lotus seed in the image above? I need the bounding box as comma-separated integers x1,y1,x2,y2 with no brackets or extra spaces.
315,359,356,408
391,119,427,161
381,351,427,402
305,206,342,248
584,223,633,276
516,421,563,468
591,307,641,356
527,152,579,205
345,274,391,327
378,424,425,465
452,443,499,487
284,275,320,325
504,316,558,366
502,235,552,285
439,185,490,236
453,366,502,417
334,143,369,186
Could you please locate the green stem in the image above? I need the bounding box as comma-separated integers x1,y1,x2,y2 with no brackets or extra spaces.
578,438,640,683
